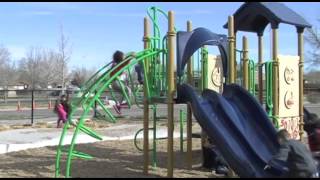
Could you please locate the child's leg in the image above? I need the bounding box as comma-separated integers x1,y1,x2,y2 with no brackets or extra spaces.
57,119,62,128
135,64,144,84
111,81,123,114
111,80,123,105
62,118,67,125
121,74,133,105
112,78,132,105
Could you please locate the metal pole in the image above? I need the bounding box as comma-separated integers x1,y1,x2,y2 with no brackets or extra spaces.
298,28,304,141
258,34,264,104
167,10,175,178
272,27,279,119
152,105,157,168
234,33,237,82
200,46,208,167
186,20,193,169
228,16,235,84
31,89,34,125
225,30,237,176
242,36,249,90
143,17,150,175
180,110,184,153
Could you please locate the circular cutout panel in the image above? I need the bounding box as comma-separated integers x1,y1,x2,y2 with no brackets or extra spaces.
284,91,294,109
211,67,221,87
284,67,294,85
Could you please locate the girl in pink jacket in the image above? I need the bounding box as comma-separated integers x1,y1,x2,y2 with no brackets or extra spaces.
54,100,67,128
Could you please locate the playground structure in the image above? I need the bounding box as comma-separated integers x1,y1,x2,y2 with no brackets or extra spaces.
54,2,312,178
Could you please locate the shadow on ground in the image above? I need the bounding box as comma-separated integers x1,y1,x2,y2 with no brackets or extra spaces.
0,138,218,178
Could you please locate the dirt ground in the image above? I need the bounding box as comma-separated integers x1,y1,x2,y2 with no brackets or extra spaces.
0,137,229,178
0,108,226,178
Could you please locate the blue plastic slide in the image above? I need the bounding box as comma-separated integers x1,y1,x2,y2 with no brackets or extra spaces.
177,83,287,177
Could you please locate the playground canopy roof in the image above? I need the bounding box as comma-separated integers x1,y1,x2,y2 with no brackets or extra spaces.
223,2,312,35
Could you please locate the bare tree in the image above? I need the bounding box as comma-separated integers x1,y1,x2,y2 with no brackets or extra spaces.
305,20,320,70
70,67,96,87
12,24,73,89
39,48,62,88
0,45,10,65
18,47,62,89
57,24,72,89
18,47,43,89
0,46,17,86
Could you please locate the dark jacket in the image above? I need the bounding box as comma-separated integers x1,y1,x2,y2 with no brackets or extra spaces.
308,128,320,152
61,101,71,118
269,139,318,178
304,112,320,133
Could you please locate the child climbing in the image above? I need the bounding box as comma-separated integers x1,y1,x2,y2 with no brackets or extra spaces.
202,135,229,176
54,95,68,128
264,129,319,178
304,110,320,152
110,50,143,114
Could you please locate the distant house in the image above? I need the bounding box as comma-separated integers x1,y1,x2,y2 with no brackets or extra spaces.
0,83,29,98
0,83,28,90
7,84,27,90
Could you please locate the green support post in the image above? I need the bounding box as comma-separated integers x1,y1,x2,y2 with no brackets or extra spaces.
263,61,279,128
201,47,208,90
248,60,256,96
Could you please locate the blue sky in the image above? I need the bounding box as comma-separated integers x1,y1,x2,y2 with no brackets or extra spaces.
0,2,319,71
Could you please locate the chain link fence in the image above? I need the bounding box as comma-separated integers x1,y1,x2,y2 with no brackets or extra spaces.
0,88,78,125
0,86,319,125
0,88,133,126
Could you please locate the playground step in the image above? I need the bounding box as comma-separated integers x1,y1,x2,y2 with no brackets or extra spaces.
79,125,103,140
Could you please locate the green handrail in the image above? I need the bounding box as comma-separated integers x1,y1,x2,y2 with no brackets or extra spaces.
161,36,168,93
146,6,178,99
72,53,136,106
59,51,158,177
133,127,154,152
75,51,136,103
265,61,273,117
75,54,139,122
201,47,208,90
262,61,279,128
248,59,256,96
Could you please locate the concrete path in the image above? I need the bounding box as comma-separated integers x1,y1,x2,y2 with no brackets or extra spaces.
0,123,185,154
